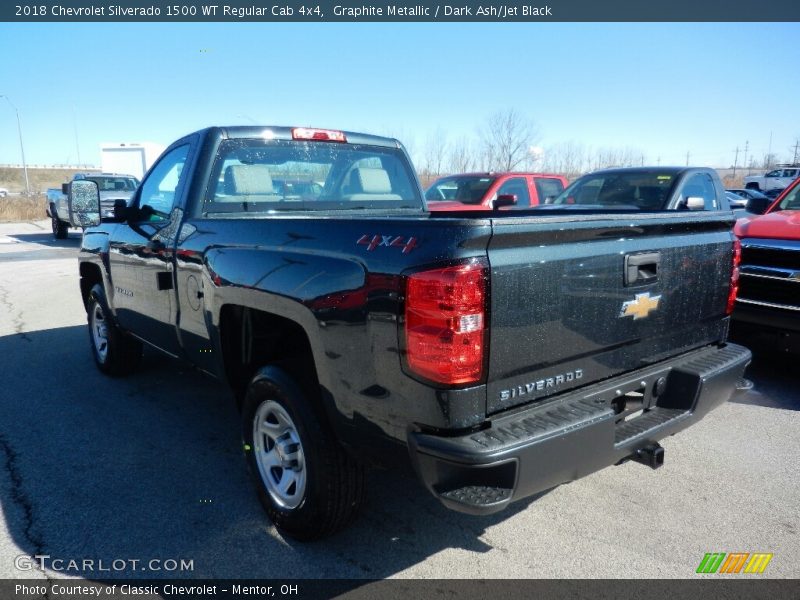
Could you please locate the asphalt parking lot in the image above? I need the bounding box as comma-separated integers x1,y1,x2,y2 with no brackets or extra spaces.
0,220,798,582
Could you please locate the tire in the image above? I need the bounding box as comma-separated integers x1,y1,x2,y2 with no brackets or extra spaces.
87,284,142,376
242,366,365,540
52,216,68,240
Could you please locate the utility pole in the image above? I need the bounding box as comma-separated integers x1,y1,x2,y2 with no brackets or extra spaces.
743,140,749,175
792,139,799,165
733,147,739,177
685,150,690,166
767,131,773,169
0,94,30,196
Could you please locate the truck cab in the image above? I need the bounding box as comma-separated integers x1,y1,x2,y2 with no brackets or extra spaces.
425,172,567,211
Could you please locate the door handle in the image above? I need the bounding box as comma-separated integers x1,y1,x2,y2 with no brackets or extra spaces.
625,252,660,285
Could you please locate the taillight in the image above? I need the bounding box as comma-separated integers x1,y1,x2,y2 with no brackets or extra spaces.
726,238,741,315
404,260,487,385
291,127,346,142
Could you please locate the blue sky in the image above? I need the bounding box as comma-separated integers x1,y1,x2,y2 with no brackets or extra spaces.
0,22,798,169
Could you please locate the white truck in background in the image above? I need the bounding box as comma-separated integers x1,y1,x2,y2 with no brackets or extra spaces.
46,173,139,239
743,165,800,192
45,142,164,239
100,142,165,180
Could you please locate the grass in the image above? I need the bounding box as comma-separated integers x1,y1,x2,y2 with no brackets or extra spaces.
0,194,47,223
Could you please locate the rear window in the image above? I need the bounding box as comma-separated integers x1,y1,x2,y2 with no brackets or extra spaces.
426,176,496,204
204,139,422,214
551,172,676,210
87,176,139,191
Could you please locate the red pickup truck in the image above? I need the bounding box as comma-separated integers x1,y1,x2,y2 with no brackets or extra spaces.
733,177,800,352
425,172,567,211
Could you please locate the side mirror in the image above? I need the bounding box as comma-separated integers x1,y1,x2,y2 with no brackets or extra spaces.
745,196,772,215
492,194,517,209
67,180,100,228
684,196,706,210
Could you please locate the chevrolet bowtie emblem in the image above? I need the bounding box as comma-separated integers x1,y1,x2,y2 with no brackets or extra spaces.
620,293,662,320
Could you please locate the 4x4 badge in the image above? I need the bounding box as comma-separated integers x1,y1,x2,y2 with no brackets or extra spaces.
620,292,661,320
357,234,417,254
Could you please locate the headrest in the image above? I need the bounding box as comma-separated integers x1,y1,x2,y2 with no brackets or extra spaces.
225,164,274,195
353,168,392,194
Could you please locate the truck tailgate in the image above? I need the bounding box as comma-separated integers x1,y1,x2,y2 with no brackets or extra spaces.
486,212,735,414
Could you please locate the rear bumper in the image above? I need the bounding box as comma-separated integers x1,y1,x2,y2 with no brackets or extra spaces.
408,343,751,515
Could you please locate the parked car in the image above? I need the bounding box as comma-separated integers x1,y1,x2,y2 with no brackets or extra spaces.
743,166,800,192
727,188,770,202
271,178,324,199
67,126,749,540
0,187,8,198
732,177,800,352
764,187,785,200
425,172,567,211
548,166,732,211
725,191,748,209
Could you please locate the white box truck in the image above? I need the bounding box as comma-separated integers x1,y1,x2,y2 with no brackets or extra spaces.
100,142,165,180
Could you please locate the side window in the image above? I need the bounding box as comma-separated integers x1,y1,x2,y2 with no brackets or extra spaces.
783,169,797,178
534,177,565,204
680,173,718,210
137,144,190,221
765,169,781,178
496,177,530,208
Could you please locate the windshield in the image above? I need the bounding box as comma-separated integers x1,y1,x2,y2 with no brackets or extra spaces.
777,183,800,211
88,176,138,192
552,172,677,210
205,139,422,213
425,176,496,204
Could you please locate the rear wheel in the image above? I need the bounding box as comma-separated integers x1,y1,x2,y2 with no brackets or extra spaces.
242,367,365,540
87,284,142,376
52,216,68,239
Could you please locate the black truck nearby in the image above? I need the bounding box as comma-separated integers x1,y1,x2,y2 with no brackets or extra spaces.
69,127,750,540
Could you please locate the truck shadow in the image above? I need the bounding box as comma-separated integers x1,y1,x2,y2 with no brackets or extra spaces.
8,231,82,248
0,325,540,585
730,348,799,411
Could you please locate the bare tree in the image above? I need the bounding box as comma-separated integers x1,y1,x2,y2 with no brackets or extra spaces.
421,128,449,178
447,135,476,174
591,146,645,170
380,126,417,165
761,153,778,169
480,108,540,171
541,141,589,179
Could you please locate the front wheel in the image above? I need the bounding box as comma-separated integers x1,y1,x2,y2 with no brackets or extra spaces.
52,216,68,239
242,367,365,540
87,284,142,376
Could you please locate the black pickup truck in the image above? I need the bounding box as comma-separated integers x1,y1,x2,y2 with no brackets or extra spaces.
69,127,750,540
